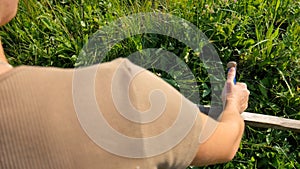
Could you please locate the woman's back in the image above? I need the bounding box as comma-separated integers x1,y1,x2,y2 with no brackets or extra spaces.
0,58,202,169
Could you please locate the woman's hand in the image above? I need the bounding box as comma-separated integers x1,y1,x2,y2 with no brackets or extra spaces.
222,67,250,114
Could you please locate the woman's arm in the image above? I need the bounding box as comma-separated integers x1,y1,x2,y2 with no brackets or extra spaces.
192,108,245,166
192,67,249,166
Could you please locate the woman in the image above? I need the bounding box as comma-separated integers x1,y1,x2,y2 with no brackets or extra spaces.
0,0,249,168
0,0,17,74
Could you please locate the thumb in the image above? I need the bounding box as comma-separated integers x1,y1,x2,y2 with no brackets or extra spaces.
227,67,236,83
226,67,236,92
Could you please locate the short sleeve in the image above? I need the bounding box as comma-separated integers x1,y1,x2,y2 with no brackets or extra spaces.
116,58,203,168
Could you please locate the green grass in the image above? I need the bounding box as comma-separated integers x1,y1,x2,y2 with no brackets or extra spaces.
0,0,299,168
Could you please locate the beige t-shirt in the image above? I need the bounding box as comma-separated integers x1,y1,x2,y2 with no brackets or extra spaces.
0,58,203,169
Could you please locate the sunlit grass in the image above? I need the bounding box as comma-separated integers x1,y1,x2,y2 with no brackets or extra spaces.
0,0,299,168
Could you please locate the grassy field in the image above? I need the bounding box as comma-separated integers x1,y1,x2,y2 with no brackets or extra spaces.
0,0,299,168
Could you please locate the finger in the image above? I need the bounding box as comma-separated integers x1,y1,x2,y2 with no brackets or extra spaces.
226,67,236,92
227,61,237,84
242,93,250,111
227,67,236,84
236,82,247,88
246,89,250,96
243,102,249,111
243,95,249,103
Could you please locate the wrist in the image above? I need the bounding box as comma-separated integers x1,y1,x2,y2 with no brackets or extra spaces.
223,99,240,113
220,100,243,123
